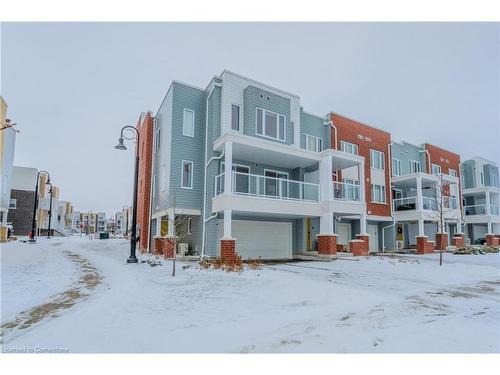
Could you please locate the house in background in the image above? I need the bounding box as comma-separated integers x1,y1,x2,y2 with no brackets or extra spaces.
461,157,500,245
0,96,17,240
388,141,462,252
7,166,38,236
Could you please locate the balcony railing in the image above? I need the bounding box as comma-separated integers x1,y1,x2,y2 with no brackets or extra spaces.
393,197,417,211
443,196,458,209
214,171,320,202
464,204,500,216
393,196,457,211
491,204,500,215
332,181,360,201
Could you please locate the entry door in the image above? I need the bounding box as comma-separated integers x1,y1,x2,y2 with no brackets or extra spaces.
306,218,312,251
367,224,379,252
337,223,351,246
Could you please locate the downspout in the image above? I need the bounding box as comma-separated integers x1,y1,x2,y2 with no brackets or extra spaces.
201,82,222,258
328,118,338,150
382,142,396,253
424,149,431,173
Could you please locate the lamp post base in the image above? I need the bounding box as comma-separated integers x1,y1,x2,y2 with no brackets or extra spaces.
126,256,138,264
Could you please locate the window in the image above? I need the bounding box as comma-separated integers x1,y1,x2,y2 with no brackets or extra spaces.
409,160,421,173
392,158,402,176
370,149,385,170
187,217,192,235
182,108,195,137
371,184,386,203
432,163,441,175
255,108,286,141
448,168,457,177
340,141,358,155
231,104,240,131
9,199,16,209
152,175,156,198
181,161,193,189
154,125,161,152
304,134,323,152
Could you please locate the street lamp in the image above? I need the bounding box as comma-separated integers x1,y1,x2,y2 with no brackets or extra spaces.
29,170,51,243
115,126,140,264
122,205,129,238
47,186,53,239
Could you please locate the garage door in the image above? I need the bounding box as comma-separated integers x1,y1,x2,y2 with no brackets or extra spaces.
218,220,292,260
367,224,379,252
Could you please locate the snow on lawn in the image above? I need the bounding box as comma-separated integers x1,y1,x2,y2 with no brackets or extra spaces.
1,236,499,353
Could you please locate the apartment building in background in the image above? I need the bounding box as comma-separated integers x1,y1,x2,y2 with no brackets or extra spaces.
461,157,500,245
7,166,38,236
0,96,17,240
78,212,106,234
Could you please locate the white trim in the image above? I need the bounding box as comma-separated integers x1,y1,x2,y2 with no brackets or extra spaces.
181,160,193,189
392,158,402,176
182,108,195,137
340,140,359,155
371,183,387,203
255,107,286,142
432,163,442,176
304,134,323,152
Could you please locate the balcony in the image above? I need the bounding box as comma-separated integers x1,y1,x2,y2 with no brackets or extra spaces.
332,181,360,201
464,204,500,216
215,171,320,202
393,196,458,212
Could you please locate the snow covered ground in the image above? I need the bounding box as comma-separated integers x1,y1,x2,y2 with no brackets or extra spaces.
1,236,499,353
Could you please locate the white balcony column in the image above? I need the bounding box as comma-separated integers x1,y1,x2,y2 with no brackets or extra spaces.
360,213,367,234
168,212,175,236
223,209,232,239
319,156,333,201
418,219,425,237
156,217,161,235
358,161,366,202
486,190,491,215
487,221,493,234
320,212,334,235
416,176,423,210
224,141,233,195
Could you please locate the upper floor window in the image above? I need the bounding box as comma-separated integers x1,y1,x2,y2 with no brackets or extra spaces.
9,199,16,209
304,134,323,152
154,123,161,153
183,108,195,137
371,184,386,203
432,163,441,175
370,149,385,170
340,141,358,155
181,160,193,189
409,160,421,173
448,168,457,178
392,158,402,176
231,104,240,131
256,108,285,142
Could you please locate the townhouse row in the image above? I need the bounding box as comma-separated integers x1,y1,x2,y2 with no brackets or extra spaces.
131,70,499,260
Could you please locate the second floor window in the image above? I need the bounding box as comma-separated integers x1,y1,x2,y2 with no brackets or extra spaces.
304,134,323,152
409,160,421,173
340,141,358,155
181,160,193,189
231,104,240,131
256,108,286,142
9,199,16,209
432,163,441,175
183,108,195,137
371,184,386,203
392,158,402,176
448,168,457,177
370,149,385,170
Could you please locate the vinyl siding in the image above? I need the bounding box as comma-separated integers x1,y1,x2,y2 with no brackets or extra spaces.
390,142,426,176
299,109,330,150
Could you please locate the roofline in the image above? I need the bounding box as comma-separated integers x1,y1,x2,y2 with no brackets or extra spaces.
220,69,300,99
328,111,391,135
422,142,460,158
301,109,325,120
462,156,498,166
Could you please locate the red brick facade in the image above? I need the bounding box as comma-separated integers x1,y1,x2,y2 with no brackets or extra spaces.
416,236,435,254
451,234,465,248
350,239,368,256
155,236,175,259
424,143,461,201
435,233,448,251
317,234,337,255
486,234,499,247
136,112,154,253
329,113,392,218
220,239,237,263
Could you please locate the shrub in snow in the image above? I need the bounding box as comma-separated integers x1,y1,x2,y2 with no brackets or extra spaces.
199,256,244,272
453,246,499,255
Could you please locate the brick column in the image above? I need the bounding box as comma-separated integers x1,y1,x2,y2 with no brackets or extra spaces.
220,239,237,263
486,234,499,247
356,234,370,253
350,239,368,256
435,233,448,250
155,236,176,259
451,233,465,248
416,236,435,254
317,234,337,256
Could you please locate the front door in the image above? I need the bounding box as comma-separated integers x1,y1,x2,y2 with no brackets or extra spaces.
368,224,379,252
306,217,312,251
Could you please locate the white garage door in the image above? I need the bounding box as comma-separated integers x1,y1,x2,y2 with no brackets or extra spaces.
218,220,292,260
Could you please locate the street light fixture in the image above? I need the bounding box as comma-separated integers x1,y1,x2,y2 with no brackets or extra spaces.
115,126,140,264
29,170,51,243
47,186,53,239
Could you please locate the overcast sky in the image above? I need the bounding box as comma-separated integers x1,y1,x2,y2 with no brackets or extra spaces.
1,22,498,217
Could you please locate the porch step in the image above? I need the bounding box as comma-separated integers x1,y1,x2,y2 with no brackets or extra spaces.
294,252,336,262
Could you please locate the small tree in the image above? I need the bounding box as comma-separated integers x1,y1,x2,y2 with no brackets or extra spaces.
169,192,191,277
427,173,457,266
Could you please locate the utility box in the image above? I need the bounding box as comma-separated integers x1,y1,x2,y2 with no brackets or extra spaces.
177,243,189,256
99,232,109,240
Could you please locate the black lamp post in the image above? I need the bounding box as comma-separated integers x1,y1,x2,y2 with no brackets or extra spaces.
47,186,53,239
122,205,129,238
29,170,51,243
115,126,140,264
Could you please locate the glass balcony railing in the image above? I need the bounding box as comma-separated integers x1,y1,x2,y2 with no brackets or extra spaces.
332,181,360,201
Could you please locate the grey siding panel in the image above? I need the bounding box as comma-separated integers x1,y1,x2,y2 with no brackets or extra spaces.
462,160,475,189
484,163,499,188
243,86,293,145
300,109,330,150
390,142,426,176
169,83,206,209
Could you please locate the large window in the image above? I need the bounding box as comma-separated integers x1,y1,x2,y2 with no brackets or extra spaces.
231,104,240,131
183,108,195,137
409,160,421,173
9,199,16,209
371,184,386,203
304,134,323,152
448,168,457,177
432,163,441,175
256,108,286,141
154,124,161,153
392,158,402,176
181,161,193,189
340,141,358,155
370,149,385,170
